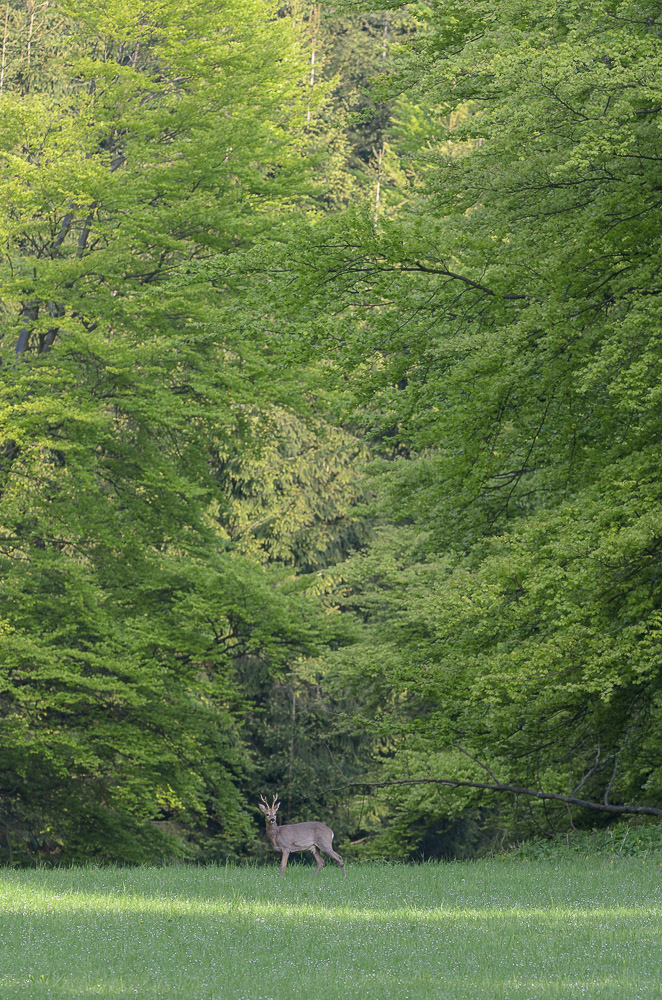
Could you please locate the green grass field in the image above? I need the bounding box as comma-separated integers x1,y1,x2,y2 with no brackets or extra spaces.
0,858,660,999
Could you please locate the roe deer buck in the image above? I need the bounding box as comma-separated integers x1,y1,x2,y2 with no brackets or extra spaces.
258,794,345,876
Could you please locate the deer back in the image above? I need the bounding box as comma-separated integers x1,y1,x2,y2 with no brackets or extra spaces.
274,820,335,853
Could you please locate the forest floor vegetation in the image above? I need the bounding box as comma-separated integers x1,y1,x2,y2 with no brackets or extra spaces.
0,858,660,999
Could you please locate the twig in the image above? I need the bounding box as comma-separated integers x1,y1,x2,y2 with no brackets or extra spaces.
450,744,500,783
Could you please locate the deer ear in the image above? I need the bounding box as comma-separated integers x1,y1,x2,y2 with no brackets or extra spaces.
274,801,280,812
258,803,267,813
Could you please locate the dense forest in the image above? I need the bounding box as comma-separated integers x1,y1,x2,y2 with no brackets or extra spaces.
1,0,661,864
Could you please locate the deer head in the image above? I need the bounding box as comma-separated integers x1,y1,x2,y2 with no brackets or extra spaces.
258,793,280,827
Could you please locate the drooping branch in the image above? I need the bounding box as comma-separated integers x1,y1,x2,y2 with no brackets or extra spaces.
335,776,662,817
401,260,529,300
314,253,531,301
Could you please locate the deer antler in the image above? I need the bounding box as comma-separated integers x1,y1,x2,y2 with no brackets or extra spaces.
260,793,270,807
271,793,279,808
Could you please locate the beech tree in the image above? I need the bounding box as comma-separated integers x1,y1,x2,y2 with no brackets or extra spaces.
4,0,662,864
0,0,339,862
264,0,662,852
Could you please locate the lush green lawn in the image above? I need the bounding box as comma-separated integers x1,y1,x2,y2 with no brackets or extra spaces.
0,858,659,999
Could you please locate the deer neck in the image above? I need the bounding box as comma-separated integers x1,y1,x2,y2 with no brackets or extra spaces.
266,821,281,848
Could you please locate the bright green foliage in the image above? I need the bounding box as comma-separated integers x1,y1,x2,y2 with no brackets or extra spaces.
508,819,662,860
4,0,662,865
278,0,662,850
0,0,343,862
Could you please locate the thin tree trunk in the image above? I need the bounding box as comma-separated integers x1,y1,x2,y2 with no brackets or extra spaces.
0,820,13,866
76,204,97,258
15,299,38,358
26,0,34,70
306,4,321,126
373,144,383,225
0,4,9,94
372,16,388,225
287,682,296,821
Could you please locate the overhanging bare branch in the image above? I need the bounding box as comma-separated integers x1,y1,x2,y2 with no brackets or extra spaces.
334,776,662,817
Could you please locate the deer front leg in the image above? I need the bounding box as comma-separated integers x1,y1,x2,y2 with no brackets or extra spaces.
279,849,290,874
311,848,325,875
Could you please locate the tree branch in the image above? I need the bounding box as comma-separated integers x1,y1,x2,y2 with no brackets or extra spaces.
400,260,528,300
334,776,662,817
14,299,38,358
50,210,74,256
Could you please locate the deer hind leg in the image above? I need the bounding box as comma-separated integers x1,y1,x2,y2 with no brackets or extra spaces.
324,847,346,876
279,849,290,875
311,847,325,875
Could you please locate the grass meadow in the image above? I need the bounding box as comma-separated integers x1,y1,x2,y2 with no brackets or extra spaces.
0,858,660,1000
